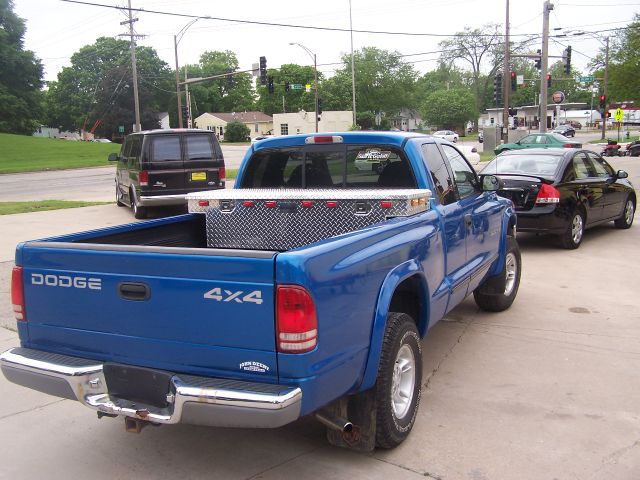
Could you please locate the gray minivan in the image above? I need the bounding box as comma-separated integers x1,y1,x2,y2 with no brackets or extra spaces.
109,129,225,218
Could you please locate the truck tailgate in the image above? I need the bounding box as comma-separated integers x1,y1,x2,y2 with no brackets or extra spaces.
17,243,278,382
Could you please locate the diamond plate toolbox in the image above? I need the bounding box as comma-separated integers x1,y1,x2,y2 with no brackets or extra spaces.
187,189,431,251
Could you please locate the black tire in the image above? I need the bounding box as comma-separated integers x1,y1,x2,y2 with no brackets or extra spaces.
130,189,147,219
614,197,635,229
375,312,422,449
473,236,521,312
559,210,585,249
116,184,125,207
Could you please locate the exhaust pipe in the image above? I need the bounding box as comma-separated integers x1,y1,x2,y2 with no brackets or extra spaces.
315,411,353,433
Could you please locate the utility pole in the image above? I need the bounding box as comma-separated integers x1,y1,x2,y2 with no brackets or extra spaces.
174,35,183,128
540,1,553,133
601,36,609,140
349,0,357,127
502,0,510,140
121,0,142,132
184,66,192,128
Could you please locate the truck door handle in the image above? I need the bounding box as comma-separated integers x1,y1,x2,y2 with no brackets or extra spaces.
118,282,151,301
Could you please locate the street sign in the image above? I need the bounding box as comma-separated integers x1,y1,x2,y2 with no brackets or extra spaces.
291,84,304,90
305,84,311,93
614,108,624,122
118,126,125,134
579,75,595,83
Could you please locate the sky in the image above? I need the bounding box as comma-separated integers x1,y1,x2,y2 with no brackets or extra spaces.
13,0,639,83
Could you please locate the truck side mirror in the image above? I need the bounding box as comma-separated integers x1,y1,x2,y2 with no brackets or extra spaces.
108,153,119,162
481,174,502,192
616,170,628,179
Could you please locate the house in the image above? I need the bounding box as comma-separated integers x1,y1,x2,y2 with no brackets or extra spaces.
193,112,273,140
389,109,422,132
272,111,353,136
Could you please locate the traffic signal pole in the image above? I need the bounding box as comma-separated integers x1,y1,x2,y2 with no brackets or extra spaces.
601,36,609,140
540,1,553,133
502,0,510,140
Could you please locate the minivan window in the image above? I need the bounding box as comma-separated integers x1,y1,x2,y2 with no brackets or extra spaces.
150,135,181,162
186,135,213,161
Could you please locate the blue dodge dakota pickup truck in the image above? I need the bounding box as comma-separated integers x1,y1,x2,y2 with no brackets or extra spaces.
1,132,519,450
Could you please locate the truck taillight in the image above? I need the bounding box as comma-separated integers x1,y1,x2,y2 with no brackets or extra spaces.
139,170,149,187
276,286,317,353
535,184,560,204
219,166,226,182
11,266,26,322
304,135,344,144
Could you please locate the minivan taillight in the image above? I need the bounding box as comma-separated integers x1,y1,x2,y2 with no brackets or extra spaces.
219,166,226,182
139,170,149,187
535,183,560,204
276,286,317,353
11,266,26,322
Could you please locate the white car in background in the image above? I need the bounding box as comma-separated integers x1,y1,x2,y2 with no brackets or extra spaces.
457,145,481,166
432,130,459,143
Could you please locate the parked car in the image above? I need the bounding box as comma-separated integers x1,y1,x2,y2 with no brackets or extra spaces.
108,129,225,219
432,130,458,143
494,133,581,155
552,124,576,138
478,131,484,143
457,145,481,165
567,120,582,130
480,148,635,249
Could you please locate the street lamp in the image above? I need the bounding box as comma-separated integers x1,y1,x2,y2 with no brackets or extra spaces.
289,42,318,133
174,17,207,128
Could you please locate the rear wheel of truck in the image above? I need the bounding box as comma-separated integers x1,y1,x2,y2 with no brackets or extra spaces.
375,312,422,449
473,236,521,312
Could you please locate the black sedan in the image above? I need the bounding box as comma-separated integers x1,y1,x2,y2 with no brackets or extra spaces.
481,148,636,249
552,124,576,138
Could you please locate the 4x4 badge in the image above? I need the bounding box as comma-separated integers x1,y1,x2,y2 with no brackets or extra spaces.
204,287,263,305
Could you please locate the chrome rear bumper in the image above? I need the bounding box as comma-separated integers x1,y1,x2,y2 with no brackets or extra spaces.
0,347,301,428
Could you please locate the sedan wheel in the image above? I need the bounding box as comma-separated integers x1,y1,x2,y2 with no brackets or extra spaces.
614,198,635,229
560,211,585,249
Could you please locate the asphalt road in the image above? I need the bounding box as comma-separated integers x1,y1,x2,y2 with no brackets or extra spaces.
0,146,638,479
0,144,249,203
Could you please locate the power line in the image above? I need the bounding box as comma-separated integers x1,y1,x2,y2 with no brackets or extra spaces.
58,0,542,38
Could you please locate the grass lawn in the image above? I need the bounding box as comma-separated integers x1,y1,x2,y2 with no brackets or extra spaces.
0,133,117,173
0,200,111,215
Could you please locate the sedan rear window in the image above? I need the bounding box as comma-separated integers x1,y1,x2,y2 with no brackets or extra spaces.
483,154,562,177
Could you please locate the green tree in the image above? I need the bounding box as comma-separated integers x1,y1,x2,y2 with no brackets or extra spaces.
0,0,43,134
421,88,476,131
44,37,173,138
191,50,255,115
605,16,640,103
224,120,250,142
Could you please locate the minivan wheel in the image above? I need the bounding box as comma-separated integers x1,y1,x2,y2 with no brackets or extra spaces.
130,189,147,219
116,185,125,207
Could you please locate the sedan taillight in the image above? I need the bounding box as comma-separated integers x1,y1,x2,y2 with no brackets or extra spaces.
536,184,561,204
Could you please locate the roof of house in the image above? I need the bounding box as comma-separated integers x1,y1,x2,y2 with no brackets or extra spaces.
205,112,272,123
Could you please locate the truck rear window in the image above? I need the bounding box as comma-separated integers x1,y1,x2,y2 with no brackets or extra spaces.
241,145,416,189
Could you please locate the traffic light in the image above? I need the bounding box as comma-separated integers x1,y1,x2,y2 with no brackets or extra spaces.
510,71,517,91
493,73,503,106
546,74,552,88
563,46,572,74
267,76,274,94
605,111,611,118
259,56,267,85
181,105,188,126
599,95,606,109
535,49,541,70
317,97,323,114
284,81,290,92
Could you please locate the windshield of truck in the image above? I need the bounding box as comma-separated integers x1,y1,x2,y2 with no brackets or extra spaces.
241,145,417,189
